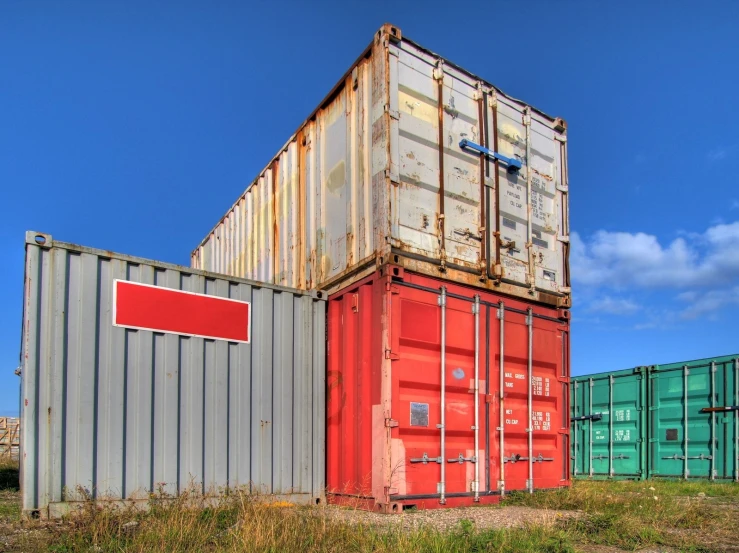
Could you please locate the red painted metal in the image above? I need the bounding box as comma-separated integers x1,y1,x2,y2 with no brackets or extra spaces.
113,280,251,343
327,268,570,512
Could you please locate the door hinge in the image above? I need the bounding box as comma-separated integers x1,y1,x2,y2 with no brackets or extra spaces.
386,282,400,294
385,350,399,360
385,418,399,428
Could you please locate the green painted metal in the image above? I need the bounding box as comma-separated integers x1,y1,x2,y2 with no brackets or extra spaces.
648,355,739,480
570,368,647,479
572,354,739,481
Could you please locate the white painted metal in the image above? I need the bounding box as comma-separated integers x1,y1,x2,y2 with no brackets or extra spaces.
191,25,569,307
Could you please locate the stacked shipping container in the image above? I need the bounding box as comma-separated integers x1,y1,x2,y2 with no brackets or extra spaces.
571,355,739,481
192,24,571,510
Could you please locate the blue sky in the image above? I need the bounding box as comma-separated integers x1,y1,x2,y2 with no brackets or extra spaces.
2,1,739,415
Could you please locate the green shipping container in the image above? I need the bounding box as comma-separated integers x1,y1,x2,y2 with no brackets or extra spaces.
648,355,739,480
570,368,648,479
571,355,739,481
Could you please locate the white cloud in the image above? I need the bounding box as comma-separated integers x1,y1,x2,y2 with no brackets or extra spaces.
678,287,739,320
572,222,739,289
587,296,640,315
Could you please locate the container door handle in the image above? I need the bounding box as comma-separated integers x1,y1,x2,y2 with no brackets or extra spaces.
447,454,477,464
458,139,522,173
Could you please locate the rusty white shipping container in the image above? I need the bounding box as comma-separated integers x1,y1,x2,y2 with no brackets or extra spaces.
20,232,326,518
192,24,570,308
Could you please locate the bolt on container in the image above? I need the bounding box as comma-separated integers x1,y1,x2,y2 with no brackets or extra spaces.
326,266,570,512
20,232,326,518
191,23,570,309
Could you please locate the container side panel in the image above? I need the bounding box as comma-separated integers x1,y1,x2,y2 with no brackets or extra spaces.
21,236,326,515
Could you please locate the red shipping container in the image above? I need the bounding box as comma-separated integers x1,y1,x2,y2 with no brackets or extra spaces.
327,268,570,512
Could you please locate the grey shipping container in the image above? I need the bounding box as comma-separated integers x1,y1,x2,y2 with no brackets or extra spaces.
20,231,326,517
191,24,570,309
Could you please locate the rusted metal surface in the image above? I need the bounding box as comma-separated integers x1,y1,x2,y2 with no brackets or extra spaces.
192,24,570,308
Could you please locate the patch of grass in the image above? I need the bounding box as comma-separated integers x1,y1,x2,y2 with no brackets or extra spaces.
505,480,736,552
1,477,736,552
31,492,578,553
0,458,19,492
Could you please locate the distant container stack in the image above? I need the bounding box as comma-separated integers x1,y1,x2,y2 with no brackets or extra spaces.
571,355,739,481
192,24,571,510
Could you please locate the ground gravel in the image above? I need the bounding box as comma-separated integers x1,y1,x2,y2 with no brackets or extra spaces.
321,504,581,532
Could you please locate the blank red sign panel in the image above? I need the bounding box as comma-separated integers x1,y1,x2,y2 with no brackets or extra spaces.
113,280,250,343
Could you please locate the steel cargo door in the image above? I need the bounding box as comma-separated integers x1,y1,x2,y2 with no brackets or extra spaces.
484,95,568,296
649,357,738,480
392,283,483,502
495,305,567,493
580,372,645,479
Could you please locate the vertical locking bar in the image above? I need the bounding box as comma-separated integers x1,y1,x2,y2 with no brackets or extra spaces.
527,308,534,493
435,61,447,271
438,286,447,503
589,378,594,477
609,375,614,477
711,361,716,480
498,301,506,496
524,108,535,291
473,295,480,501
684,365,689,480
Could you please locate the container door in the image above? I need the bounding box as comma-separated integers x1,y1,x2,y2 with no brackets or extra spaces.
495,306,567,493
584,373,645,479
484,96,568,296
649,357,739,480
392,284,483,501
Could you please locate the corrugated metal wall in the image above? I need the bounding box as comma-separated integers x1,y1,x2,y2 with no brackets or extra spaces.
20,232,326,517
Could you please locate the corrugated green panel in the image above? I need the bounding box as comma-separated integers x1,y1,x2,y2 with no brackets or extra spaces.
570,368,647,479
648,355,739,480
